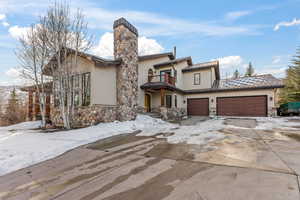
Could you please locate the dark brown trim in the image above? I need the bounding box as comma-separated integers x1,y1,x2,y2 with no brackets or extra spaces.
138,52,174,61
184,85,284,94
182,61,220,80
153,57,193,69
216,95,268,117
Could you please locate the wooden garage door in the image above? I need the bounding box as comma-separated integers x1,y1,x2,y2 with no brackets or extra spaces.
217,96,267,117
187,98,209,116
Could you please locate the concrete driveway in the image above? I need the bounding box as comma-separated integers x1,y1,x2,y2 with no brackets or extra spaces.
0,118,300,200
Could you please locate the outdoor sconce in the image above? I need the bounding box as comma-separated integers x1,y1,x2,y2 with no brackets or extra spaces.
183,100,186,104
211,98,214,103
270,96,273,101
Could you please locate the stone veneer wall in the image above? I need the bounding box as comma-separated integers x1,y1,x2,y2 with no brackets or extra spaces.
160,107,187,121
114,18,139,121
51,105,118,127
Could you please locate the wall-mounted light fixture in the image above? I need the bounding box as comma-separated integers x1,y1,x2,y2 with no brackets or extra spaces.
211,98,214,103
269,96,273,101
183,100,186,104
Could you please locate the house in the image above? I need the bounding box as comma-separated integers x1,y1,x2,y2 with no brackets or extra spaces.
22,18,284,126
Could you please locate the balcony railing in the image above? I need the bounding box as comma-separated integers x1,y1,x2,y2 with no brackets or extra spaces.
148,74,175,86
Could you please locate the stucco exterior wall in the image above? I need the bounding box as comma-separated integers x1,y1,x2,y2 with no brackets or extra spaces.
64,55,117,106
91,66,117,105
184,89,278,116
183,68,213,90
137,56,172,108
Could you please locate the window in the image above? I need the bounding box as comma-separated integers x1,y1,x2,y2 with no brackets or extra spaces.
175,95,177,108
82,72,91,106
166,95,172,108
72,74,80,107
160,70,171,82
53,72,91,107
148,69,154,82
194,73,201,85
174,69,177,82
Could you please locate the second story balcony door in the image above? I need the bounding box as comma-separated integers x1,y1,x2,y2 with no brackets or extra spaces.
160,70,172,83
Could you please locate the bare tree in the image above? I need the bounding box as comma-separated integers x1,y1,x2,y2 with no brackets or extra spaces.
41,2,92,129
17,25,51,128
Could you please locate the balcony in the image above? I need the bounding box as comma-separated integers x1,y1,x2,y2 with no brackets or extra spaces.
148,74,175,86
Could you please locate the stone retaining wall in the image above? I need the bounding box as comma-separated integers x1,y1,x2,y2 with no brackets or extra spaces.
159,107,187,121
51,105,118,127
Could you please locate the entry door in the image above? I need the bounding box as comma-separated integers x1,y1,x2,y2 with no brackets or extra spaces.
145,94,151,112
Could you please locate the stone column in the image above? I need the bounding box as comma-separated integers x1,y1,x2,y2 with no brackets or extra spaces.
113,18,138,121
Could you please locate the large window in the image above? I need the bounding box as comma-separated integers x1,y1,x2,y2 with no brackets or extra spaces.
194,73,201,85
82,72,91,106
53,72,91,107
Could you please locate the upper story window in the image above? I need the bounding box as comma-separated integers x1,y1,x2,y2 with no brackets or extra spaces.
194,73,201,85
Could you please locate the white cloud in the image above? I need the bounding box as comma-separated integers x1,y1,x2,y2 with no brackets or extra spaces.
0,14,6,20
8,25,30,39
91,32,164,58
2,22,9,27
257,67,286,77
5,68,22,78
216,56,243,69
274,18,300,31
272,56,281,64
1,67,25,86
138,36,164,55
225,10,252,21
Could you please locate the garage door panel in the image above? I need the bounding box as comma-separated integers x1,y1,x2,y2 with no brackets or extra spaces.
187,98,209,116
217,96,267,117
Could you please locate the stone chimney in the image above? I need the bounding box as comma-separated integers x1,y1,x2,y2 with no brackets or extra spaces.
113,18,138,121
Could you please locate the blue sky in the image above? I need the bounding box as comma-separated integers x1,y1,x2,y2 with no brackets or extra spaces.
0,0,300,85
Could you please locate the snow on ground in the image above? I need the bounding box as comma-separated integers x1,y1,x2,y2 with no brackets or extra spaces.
0,115,176,176
139,118,226,145
1,115,299,176
255,117,300,130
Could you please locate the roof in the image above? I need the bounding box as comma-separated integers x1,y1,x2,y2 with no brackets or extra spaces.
182,61,220,80
185,74,284,94
153,57,193,69
20,82,53,93
138,52,174,61
140,82,185,94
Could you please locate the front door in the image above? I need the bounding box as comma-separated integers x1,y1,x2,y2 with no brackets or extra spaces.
145,94,151,112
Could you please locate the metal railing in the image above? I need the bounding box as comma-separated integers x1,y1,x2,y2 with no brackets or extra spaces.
148,74,175,86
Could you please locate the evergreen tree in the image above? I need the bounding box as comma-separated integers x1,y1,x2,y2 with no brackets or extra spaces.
4,88,21,124
245,62,255,77
233,69,240,79
279,48,300,103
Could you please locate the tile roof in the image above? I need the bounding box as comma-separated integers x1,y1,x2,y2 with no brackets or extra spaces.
215,74,283,89
185,74,284,94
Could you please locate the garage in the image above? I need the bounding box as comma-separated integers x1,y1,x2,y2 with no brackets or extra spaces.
217,95,267,117
187,98,209,116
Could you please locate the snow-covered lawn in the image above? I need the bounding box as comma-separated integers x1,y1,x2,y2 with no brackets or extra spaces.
0,115,175,176
0,115,299,176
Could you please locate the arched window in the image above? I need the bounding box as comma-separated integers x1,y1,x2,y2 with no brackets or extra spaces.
148,69,153,76
148,69,154,82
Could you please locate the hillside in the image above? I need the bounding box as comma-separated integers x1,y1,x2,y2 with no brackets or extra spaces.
0,86,27,105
